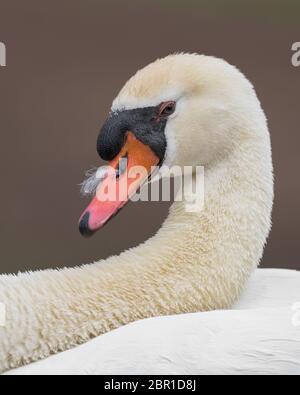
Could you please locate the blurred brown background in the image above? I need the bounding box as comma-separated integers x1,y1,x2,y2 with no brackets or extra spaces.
0,0,299,273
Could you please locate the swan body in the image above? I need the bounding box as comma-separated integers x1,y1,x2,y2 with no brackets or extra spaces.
6,269,300,375
0,54,274,372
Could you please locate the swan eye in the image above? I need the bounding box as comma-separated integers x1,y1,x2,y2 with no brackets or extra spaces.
158,101,176,118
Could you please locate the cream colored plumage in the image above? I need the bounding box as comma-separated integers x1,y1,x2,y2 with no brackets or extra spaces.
0,53,274,372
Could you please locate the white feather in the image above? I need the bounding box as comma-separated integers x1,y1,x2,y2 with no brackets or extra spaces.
6,269,300,375
80,167,110,196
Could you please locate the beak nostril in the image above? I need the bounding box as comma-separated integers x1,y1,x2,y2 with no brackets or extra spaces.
116,154,128,179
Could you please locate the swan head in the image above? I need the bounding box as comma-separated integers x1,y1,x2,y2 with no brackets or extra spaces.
79,53,267,237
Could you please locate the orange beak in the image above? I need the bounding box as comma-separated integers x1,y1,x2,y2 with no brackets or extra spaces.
79,132,160,237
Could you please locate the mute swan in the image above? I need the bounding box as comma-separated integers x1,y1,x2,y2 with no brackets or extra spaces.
6,269,300,375
0,53,274,372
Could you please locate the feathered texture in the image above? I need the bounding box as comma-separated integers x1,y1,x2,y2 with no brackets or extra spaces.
80,167,109,196
0,54,274,372
5,269,300,376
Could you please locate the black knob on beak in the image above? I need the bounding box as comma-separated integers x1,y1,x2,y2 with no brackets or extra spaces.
97,113,128,161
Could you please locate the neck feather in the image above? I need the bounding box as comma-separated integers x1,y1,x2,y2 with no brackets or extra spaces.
0,131,274,373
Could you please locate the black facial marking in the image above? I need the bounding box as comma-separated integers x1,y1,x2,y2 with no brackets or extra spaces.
97,105,168,164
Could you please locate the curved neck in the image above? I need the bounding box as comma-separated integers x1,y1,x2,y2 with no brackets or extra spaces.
0,131,274,373
150,135,273,263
